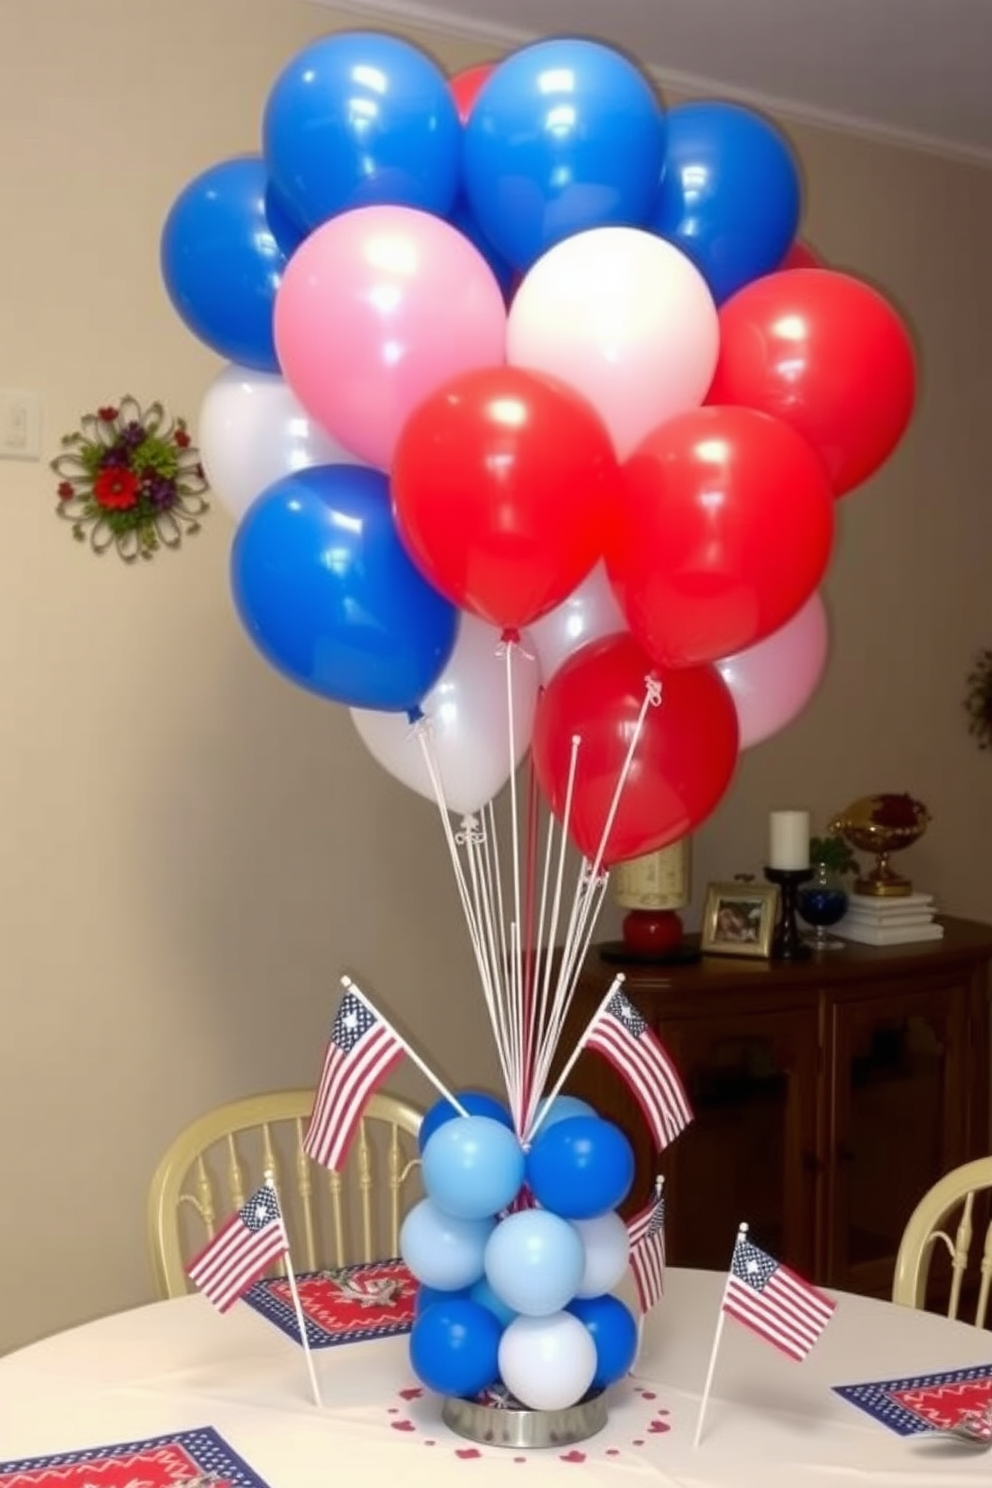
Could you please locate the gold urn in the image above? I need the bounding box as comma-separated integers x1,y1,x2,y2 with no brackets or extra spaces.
829,794,931,897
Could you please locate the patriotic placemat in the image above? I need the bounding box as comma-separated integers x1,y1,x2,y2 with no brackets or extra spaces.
0,1426,268,1488
244,1258,416,1347
833,1362,992,1435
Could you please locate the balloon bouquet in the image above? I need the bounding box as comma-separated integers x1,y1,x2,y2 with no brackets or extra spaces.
161,29,916,1421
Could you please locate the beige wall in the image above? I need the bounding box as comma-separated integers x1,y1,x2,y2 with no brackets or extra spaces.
0,0,988,1352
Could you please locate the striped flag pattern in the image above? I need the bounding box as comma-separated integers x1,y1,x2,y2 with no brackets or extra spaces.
628,1184,666,1315
304,985,406,1171
722,1230,835,1361
186,1184,289,1312
584,990,692,1150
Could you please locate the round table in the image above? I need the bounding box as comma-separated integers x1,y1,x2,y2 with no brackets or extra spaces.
2,1269,991,1485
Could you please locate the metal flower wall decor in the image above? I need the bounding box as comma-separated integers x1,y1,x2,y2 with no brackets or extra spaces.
52,397,209,563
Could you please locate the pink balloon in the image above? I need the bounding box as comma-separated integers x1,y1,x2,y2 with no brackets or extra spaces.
274,205,507,470
716,592,829,749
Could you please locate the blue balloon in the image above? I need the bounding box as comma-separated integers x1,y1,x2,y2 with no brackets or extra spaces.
447,196,517,303
463,39,666,270
422,1116,525,1221
568,1295,638,1388
160,156,301,371
470,1277,516,1328
484,1210,585,1317
410,1298,502,1399
648,101,802,304
526,1116,634,1219
416,1283,470,1314
400,1199,493,1291
419,1090,514,1154
263,32,461,231
230,465,458,712
532,1095,597,1132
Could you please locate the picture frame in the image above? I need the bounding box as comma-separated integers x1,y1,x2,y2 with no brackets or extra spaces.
700,881,780,959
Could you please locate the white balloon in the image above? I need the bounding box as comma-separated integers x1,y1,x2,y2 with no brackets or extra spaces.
498,1312,597,1412
527,563,627,682
198,365,367,522
507,227,719,459
350,617,539,816
571,1212,631,1299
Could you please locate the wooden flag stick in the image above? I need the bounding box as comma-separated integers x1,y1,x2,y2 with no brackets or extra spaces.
523,974,625,1145
342,976,469,1116
693,1223,747,1447
263,1178,323,1409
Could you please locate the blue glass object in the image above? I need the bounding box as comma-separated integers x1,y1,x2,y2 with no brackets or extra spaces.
797,864,849,951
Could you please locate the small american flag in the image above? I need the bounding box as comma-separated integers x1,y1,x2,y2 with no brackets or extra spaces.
722,1229,835,1361
186,1184,289,1312
584,990,692,1150
628,1183,666,1314
304,983,406,1171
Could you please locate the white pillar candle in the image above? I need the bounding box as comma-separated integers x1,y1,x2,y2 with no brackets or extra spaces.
769,810,810,870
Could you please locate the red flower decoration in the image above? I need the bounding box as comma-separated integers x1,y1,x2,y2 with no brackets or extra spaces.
57,481,75,501
94,467,140,510
174,428,191,448
97,406,119,422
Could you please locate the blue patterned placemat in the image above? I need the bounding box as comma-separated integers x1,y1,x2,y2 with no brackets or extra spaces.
243,1258,416,1348
833,1363,992,1435
0,1426,268,1487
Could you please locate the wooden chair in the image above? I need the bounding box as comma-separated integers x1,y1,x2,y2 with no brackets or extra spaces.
892,1156,992,1325
147,1089,423,1299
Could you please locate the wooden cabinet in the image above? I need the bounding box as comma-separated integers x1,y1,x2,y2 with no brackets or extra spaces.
557,917,992,1298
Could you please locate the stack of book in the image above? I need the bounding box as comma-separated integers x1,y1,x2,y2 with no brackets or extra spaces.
833,892,942,946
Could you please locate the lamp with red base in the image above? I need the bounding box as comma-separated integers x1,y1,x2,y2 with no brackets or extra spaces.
612,838,695,961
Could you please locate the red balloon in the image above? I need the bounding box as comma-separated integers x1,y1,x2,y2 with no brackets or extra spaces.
392,366,619,630
707,268,916,496
449,63,494,122
779,239,822,270
606,406,835,668
532,633,739,865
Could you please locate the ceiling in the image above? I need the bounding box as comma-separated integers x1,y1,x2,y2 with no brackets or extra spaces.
314,0,992,166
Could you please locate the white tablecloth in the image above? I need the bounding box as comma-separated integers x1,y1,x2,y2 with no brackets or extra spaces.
2,1269,991,1486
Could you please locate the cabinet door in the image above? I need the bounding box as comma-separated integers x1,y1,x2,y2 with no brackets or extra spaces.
827,983,969,1296
565,1006,821,1277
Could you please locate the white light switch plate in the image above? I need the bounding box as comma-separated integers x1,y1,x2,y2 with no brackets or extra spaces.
0,389,42,460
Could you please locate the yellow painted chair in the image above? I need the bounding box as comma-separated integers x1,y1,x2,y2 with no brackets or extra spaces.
147,1089,423,1299
892,1156,992,1325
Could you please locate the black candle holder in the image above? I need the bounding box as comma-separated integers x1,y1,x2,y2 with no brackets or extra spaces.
765,866,814,961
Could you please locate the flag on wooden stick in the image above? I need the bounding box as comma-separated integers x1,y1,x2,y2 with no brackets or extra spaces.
584,989,692,1149
628,1177,666,1315
186,1183,289,1313
304,983,406,1171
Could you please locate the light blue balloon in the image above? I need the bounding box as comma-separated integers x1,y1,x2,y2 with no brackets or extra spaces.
484,1210,585,1317
400,1199,493,1291
470,1277,517,1328
422,1116,525,1221
533,1095,596,1132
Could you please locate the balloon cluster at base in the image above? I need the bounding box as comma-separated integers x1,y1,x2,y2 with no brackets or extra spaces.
400,1091,638,1410
162,29,917,862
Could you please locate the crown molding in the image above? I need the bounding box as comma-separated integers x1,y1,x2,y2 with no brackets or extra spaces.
308,0,992,170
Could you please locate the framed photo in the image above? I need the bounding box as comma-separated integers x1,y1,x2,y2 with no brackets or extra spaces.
701,881,779,959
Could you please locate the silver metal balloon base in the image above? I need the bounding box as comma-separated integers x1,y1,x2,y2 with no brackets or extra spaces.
442,1389,608,1450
